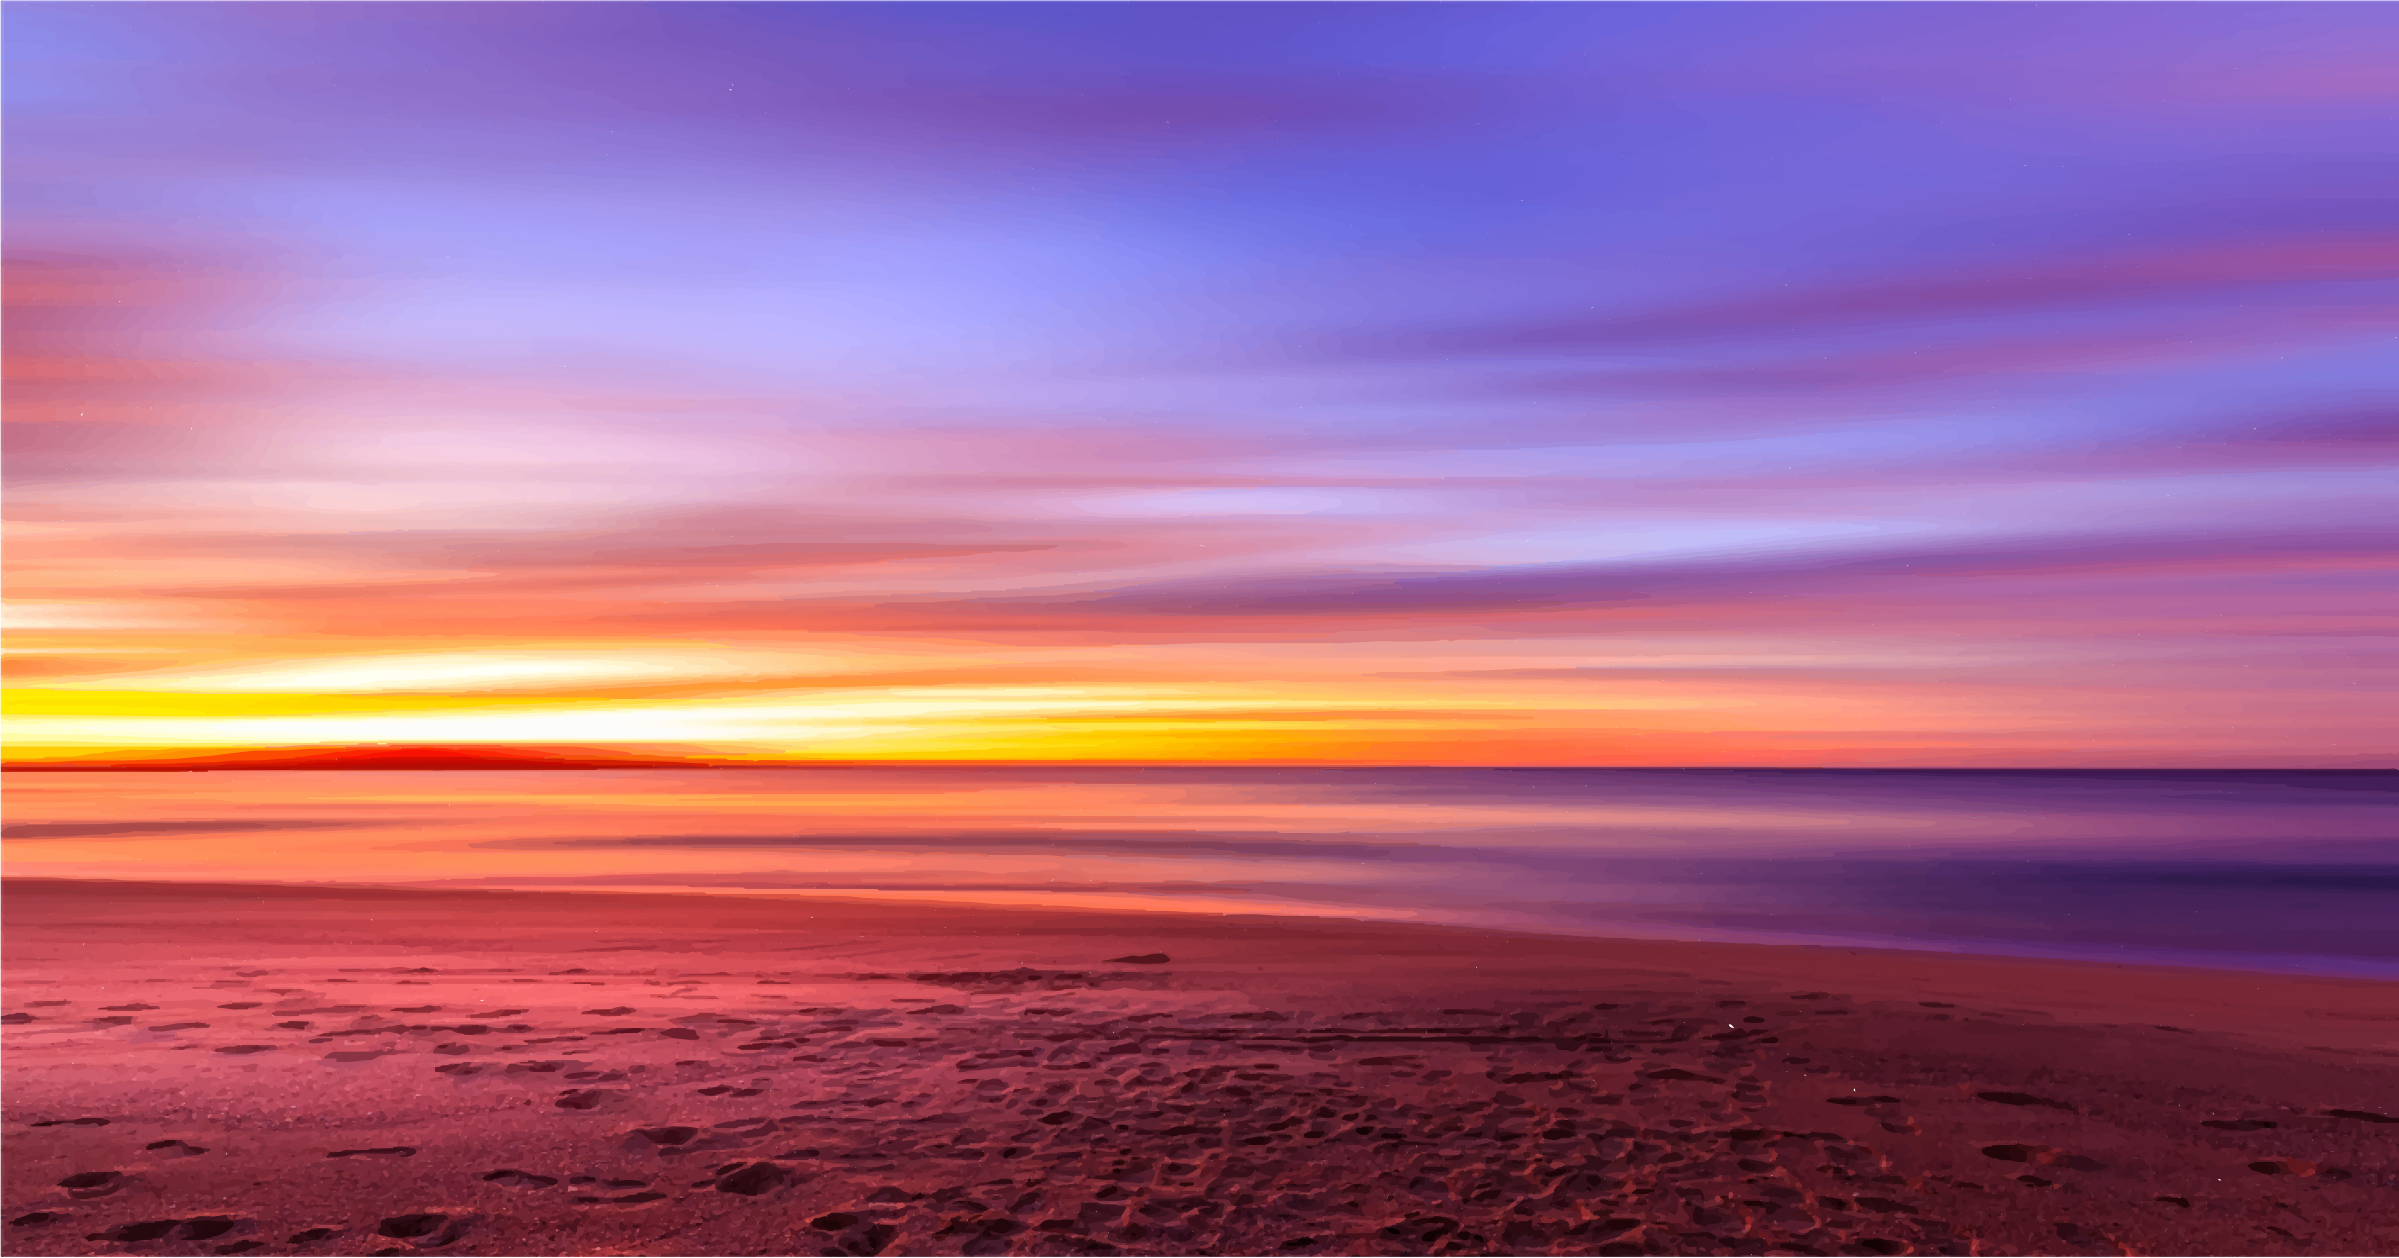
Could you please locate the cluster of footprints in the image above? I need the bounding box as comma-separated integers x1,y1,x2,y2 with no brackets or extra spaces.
8,968,2396,1256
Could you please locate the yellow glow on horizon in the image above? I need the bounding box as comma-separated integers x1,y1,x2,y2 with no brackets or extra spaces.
30,648,818,694
4,683,1539,754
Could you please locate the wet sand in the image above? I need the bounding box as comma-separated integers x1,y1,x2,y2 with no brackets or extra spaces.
5,877,2396,1257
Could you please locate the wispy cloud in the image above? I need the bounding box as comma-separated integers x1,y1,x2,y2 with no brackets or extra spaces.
830,526,2396,633
466,830,1442,862
1300,234,2398,365
2,819,372,840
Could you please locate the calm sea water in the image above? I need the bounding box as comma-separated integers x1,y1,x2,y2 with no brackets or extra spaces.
6,768,2393,977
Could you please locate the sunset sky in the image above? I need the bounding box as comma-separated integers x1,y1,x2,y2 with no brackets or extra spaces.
6,2,2394,767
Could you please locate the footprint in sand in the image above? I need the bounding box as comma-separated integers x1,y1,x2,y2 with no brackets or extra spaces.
146,1140,209,1157
1976,1090,2077,1112
59,1171,124,1198
572,1191,669,1206
481,1170,558,1188
712,1162,794,1195
376,1212,456,1245
1981,1144,2107,1172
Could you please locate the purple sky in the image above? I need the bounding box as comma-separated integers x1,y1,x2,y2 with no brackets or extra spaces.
7,2,2395,765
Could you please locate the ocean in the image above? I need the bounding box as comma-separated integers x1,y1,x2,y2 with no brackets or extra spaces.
7,767,2393,977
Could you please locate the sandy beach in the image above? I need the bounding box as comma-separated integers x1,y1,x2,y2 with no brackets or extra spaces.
5,878,2396,1257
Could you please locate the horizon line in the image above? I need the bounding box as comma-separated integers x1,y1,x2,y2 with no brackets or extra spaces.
7,761,2389,773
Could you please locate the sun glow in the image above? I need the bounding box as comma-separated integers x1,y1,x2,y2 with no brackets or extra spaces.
2,683,1478,756
40,649,807,694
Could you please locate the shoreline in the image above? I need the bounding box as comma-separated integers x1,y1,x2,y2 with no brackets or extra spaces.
9,876,2397,1053
397,880,2399,985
